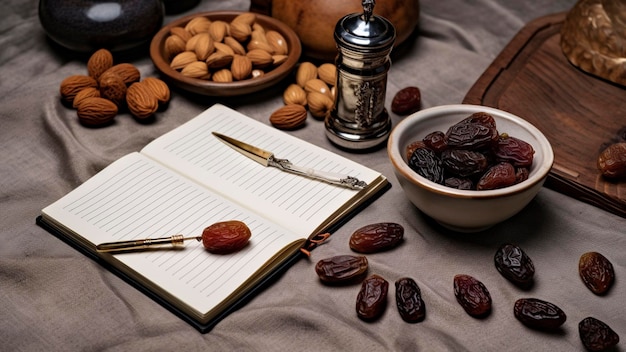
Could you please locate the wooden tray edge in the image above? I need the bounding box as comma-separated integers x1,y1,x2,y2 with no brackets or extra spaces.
463,12,626,218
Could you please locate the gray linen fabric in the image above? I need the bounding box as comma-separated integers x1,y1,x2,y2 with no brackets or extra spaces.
1,0,624,351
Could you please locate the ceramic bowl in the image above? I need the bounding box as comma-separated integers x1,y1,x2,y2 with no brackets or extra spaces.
150,11,301,96
39,0,164,52
387,104,554,232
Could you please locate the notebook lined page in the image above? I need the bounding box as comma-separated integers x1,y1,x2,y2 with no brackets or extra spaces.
42,152,302,315
141,104,383,237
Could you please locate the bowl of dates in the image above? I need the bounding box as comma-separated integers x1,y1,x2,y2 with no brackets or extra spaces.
387,104,553,232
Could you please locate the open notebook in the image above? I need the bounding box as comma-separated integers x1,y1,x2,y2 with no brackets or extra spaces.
37,104,389,332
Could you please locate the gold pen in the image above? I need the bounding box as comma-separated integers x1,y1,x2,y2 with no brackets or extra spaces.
96,234,202,253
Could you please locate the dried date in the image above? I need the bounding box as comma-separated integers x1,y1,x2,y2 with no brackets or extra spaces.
423,131,447,153
408,147,444,184
493,134,535,167
579,252,615,295
441,149,489,177
315,255,368,284
405,140,426,161
395,277,426,323
462,111,496,128
356,274,389,321
579,317,620,352
514,298,566,331
405,112,536,190
349,222,404,253
597,142,626,179
446,116,498,150
476,162,517,190
391,86,421,115
453,274,492,318
201,220,251,254
494,243,535,289
515,167,529,184
444,177,473,190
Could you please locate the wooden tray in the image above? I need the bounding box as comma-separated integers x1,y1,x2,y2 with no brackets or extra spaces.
464,12,626,218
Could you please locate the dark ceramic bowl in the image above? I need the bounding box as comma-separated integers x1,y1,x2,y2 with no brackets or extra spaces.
150,11,302,97
38,0,164,52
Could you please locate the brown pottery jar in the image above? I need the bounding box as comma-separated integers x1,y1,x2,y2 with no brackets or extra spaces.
250,0,420,61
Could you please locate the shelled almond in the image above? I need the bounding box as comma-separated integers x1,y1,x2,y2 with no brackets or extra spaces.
270,61,337,130
59,48,171,126
164,12,289,82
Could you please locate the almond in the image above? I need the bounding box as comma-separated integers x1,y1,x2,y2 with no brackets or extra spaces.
209,20,228,42
126,82,158,119
252,24,265,35
250,30,268,47
272,55,288,66
192,33,215,61
212,69,233,83
103,63,140,85
224,36,246,55
229,21,251,42
246,49,273,68
317,63,337,86
170,51,198,70
231,12,256,26
265,30,288,55
77,97,117,126
141,77,170,105
72,87,101,109
283,84,307,106
304,79,332,99
184,16,212,35
296,62,317,87
206,51,233,69
98,72,127,107
59,75,98,105
214,42,235,55
251,69,265,78
231,54,252,81
165,34,187,59
170,26,191,42
246,39,274,54
307,91,334,120
181,61,209,79
87,48,113,80
270,104,307,130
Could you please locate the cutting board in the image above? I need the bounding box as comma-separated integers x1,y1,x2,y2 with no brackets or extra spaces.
463,12,626,218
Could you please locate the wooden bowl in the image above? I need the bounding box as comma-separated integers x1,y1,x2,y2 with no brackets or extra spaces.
150,11,301,96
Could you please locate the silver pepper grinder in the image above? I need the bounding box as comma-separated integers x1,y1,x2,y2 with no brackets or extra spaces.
325,0,396,150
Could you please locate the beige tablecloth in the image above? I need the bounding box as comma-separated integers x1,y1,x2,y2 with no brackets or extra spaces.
1,0,624,351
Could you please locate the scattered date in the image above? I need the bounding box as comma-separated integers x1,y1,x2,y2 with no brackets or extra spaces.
597,142,626,179
315,255,368,284
579,316,620,352
391,86,421,115
406,112,535,190
201,220,251,254
513,298,566,331
453,274,492,318
349,222,404,253
494,243,535,289
579,252,615,295
356,274,389,321
395,277,426,323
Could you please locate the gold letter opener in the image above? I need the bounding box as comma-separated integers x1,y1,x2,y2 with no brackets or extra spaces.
212,132,367,190
96,235,202,253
